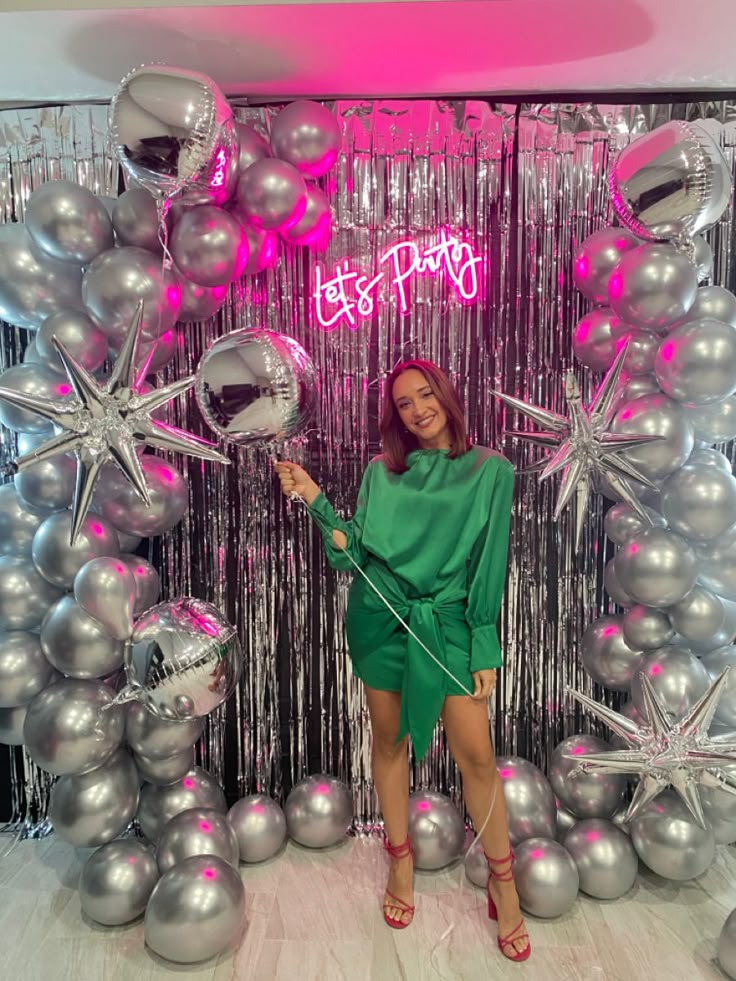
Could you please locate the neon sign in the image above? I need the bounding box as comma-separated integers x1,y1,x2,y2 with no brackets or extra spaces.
210,148,228,189
312,231,484,330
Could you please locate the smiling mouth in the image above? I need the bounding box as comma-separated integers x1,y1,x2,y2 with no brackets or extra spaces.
414,417,435,429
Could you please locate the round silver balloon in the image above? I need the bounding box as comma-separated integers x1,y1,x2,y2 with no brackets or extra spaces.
74,556,136,642
241,223,278,275
35,310,108,377
610,699,647,750
49,747,140,847
495,756,557,844
686,396,736,445
40,596,124,679
177,275,228,323
718,908,736,981
571,307,621,373
668,586,725,646
687,598,736,656
686,446,733,473
0,362,72,434
236,158,307,231
137,766,227,842
700,780,736,845
513,837,579,918
170,205,249,287
581,614,645,689
112,188,162,253
603,557,635,608
631,790,715,880
156,806,240,874
555,800,578,841
144,855,245,964
195,328,318,446
26,180,114,264
133,746,195,786
80,838,160,926
683,285,736,328
0,630,57,707
615,528,698,607
270,100,341,179
23,678,124,776
622,606,674,652
0,484,52,558
699,537,736,603
656,318,736,406
234,122,271,174
549,734,626,819
619,329,660,375
563,819,639,899
630,646,711,719
125,701,205,760
94,455,188,539
700,647,736,728
612,373,662,413
612,393,694,482
14,452,76,512
228,795,287,863
692,235,714,281
407,790,465,870
608,120,731,242
119,554,161,617
284,774,353,850
280,185,331,250
0,704,27,745
572,228,640,305
609,244,698,331
31,510,120,590
0,554,63,631
464,841,488,889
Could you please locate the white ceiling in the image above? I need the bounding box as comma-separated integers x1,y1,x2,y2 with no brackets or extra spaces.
1,0,736,105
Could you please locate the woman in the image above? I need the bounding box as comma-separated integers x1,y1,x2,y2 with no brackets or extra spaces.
275,360,529,962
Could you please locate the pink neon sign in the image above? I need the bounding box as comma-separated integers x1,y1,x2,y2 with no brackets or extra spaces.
312,231,484,330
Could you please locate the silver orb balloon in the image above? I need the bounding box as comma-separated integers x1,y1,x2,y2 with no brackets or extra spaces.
49,747,140,847
555,800,578,841
563,819,639,899
80,838,160,926
14,452,76,512
144,855,245,965
170,205,248,287
177,276,228,323
40,596,124,680
668,586,725,646
686,396,736,444
693,235,714,281
622,606,674,652
270,100,341,179
23,678,124,776
604,503,666,547
133,746,195,786
0,484,51,558
513,837,579,918
35,310,108,374
700,780,736,845
156,807,240,874
31,510,119,590
630,646,711,719
234,122,271,173
112,188,162,253
603,557,635,608
612,393,694,482
718,909,736,981
284,774,353,849
0,554,63,630
687,598,736,656
236,158,307,231
495,755,557,844
407,790,465,870
631,790,715,880
656,318,736,406
241,223,278,275
26,179,114,264
581,614,645,689
120,554,161,617
0,630,57,707
137,766,227,842
228,795,287,863
0,362,72,434
615,528,698,607
571,307,621,372
280,185,331,250
684,285,736,327
549,734,626,818
195,327,318,446
699,537,736,602
612,373,662,414
125,701,205,761
94,456,188,539
572,228,640,305
686,447,733,473
0,704,27,744
609,244,698,331
464,842,488,889
74,556,136,642
701,647,736,728
620,329,660,375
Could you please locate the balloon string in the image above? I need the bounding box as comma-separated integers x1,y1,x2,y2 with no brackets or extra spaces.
137,196,174,386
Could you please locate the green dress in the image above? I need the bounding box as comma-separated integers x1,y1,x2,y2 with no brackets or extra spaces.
308,446,515,759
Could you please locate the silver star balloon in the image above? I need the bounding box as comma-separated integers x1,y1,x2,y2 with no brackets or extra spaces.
493,343,662,548
565,668,736,828
0,301,229,544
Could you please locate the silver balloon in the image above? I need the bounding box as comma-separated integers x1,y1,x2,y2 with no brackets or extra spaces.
0,484,52,557
613,374,663,415
604,501,666,546
144,855,245,964
687,395,736,444
612,393,694,481
23,678,124,776
170,205,248,287
407,790,465,870
241,223,278,275
608,120,731,242
120,553,161,616
80,838,160,926
718,909,736,981
693,235,714,281
668,586,725,646
700,780,736,845
40,596,124,679
682,285,736,327
235,122,271,174
0,362,72,434
284,774,353,850
464,842,488,889
549,734,626,818
0,554,63,630
581,614,645,689
74,556,136,642
622,606,674,651
94,456,188,540
49,747,140,847
631,790,715,880
513,837,579,918
280,185,331,250
108,325,180,375
699,536,736,602
609,244,698,331
35,310,108,374
82,246,182,343
236,158,307,231
270,100,341,179
0,223,83,330
0,704,27,744
563,819,639,899
32,511,120,590
116,531,142,553
701,647,736,728
112,188,162,252
137,766,227,842
572,227,640,304
662,464,736,543
656,318,736,406
0,630,57,707
571,306,621,372
603,557,634,608
177,275,228,323
686,446,733,473
687,598,736,656
26,180,114,264
14,451,76,512
133,746,195,786
618,330,660,375
630,646,711,719
228,795,287,863
125,701,205,760
615,528,698,607
495,756,557,844
555,800,578,841
156,806,240,873
195,328,318,446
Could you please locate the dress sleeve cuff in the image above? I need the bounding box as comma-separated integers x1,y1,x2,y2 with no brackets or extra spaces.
469,623,503,673
307,492,342,534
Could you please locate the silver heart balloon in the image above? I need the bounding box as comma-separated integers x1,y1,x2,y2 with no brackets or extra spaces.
80,838,160,926
156,806,240,874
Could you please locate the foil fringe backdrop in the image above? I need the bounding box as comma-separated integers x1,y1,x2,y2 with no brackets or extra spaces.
1,100,735,833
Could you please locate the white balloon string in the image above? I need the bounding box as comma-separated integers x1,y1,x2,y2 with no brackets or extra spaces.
137,196,174,386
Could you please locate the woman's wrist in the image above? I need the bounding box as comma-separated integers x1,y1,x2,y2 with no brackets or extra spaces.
301,481,322,506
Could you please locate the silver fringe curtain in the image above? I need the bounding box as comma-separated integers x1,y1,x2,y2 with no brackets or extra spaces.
1,99,735,830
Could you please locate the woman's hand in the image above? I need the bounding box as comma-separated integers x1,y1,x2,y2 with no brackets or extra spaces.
471,669,496,699
274,462,321,505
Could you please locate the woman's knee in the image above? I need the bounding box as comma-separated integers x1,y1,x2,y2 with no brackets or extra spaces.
454,747,496,780
372,731,408,761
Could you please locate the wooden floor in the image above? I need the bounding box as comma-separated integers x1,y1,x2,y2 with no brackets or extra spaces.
0,834,734,980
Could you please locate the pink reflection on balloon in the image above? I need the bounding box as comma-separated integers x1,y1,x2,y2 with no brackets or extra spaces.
649,663,662,676
182,777,195,789
251,803,266,814
574,256,590,281
90,521,105,536
202,867,217,880
629,543,639,555
316,783,330,794
530,848,546,859
659,341,675,362
416,800,431,811
199,820,212,832
586,830,601,842
498,767,513,779
609,272,623,299
127,856,138,865
602,626,617,638
569,745,586,756
57,383,72,396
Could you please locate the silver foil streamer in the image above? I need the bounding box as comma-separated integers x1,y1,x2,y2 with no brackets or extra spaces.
1,100,735,833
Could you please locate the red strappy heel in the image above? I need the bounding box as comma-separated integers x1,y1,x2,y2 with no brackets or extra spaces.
485,850,531,963
382,836,415,929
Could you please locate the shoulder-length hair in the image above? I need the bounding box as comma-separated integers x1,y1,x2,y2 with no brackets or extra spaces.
379,360,471,473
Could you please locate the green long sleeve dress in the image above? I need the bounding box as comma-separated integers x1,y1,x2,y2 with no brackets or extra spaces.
308,446,515,759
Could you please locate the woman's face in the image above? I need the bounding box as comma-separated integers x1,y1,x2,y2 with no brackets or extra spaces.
392,368,450,449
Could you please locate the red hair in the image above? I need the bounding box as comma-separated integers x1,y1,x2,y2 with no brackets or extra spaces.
380,360,470,473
